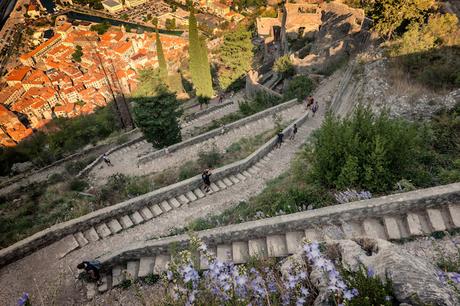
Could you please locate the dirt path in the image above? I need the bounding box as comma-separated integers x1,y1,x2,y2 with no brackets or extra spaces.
0,70,345,305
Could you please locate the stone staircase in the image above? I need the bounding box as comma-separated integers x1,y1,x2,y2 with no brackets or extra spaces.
86,183,460,297
74,151,282,250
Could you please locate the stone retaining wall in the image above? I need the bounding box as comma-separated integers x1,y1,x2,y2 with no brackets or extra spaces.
0,104,305,268
97,182,460,268
138,99,298,165
77,101,240,177
0,129,140,195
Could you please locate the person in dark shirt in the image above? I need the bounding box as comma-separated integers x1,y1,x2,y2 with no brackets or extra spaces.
290,123,298,140
202,169,212,192
276,132,284,148
77,260,101,282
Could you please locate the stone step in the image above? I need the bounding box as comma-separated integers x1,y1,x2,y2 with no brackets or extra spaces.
341,222,364,239
210,183,220,192
169,198,182,209
185,191,198,202
262,156,270,162
130,211,144,225
248,167,258,175
236,173,247,181
86,282,97,299
150,204,163,216
248,238,268,258
252,165,262,172
363,218,387,239
98,274,112,293
177,194,190,205
160,200,173,212
216,244,233,263
154,254,171,274
119,215,134,229
200,246,217,270
304,228,321,242
95,223,112,238
127,261,140,280
266,235,288,257
383,216,402,240
406,213,424,236
222,177,234,187
323,225,346,240
242,170,252,178
448,204,460,228
138,257,155,278
285,231,305,254
216,180,227,189
426,208,446,232
112,266,125,287
232,241,249,264
84,227,100,242
229,175,240,184
139,207,154,221
107,219,123,234
74,232,89,247
193,188,206,198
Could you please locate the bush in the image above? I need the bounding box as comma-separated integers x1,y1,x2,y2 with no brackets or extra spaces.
68,179,88,192
198,147,223,168
239,92,281,116
284,75,314,101
178,161,200,181
309,106,430,193
340,265,395,306
274,55,295,78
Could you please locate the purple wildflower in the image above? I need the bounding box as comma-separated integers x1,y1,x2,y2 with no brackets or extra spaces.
367,267,375,277
17,293,29,306
450,272,460,284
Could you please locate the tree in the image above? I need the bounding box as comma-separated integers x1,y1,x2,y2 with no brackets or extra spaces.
156,30,168,81
132,68,164,97
368,0,436,39
133,87,183,148
309,106,430,192
188,8,213,98
274,55,294,78
218,26,254,91
283,75,313,101
152,17,159,27
72,45,83,62
165,18,176,30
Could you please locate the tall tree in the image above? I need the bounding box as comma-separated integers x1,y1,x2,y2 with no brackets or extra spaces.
218,26,254,91
133,86,183,147
156,30,168,81
188,8,213,98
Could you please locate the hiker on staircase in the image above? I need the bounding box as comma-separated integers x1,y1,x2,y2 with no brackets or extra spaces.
202,169,212,193
77,260,102,283
102,153,113,167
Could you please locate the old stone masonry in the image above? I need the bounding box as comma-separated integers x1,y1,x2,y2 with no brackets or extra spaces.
0,62,339,305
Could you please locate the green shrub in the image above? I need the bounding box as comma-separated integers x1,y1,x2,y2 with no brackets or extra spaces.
68,179,89,192
340,265,395,306
126,177,151,197
309,106,430,193
178,161,200,181
65,160,86,175
274,55,295,78
198,147,223,168
283,75,314,101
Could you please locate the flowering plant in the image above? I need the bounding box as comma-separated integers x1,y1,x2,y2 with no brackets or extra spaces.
162,236,360,305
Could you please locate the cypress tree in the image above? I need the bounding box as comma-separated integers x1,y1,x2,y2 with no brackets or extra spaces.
188,8,213,98
156,30,168,81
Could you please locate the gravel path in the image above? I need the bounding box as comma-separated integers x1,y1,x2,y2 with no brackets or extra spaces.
0,72,344,305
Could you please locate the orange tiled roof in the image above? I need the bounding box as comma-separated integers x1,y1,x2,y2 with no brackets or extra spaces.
20,34,61,61
6,66,31,82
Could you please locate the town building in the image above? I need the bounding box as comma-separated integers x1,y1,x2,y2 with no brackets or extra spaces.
102,0,124,13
